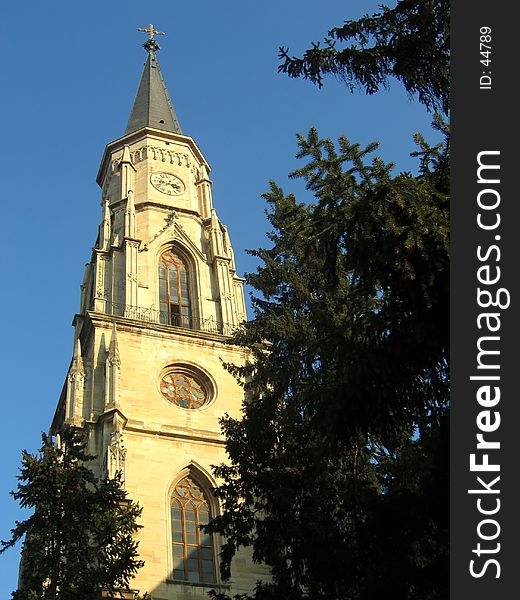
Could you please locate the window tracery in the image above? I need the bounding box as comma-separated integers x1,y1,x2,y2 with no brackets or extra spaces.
171,476,216,584
160,372,207,409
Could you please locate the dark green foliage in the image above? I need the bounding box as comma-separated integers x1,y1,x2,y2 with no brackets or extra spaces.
1,427,144,600
207,121,449,599
278,0,449,113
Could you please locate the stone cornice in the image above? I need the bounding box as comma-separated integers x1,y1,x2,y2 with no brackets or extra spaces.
97,406,128,427
97,127,209,187
124,423,226,447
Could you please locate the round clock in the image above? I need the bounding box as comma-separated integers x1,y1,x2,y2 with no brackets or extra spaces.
150,172,186,196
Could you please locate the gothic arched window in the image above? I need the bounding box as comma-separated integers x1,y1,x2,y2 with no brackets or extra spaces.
171,476,216,583
159,250,191,327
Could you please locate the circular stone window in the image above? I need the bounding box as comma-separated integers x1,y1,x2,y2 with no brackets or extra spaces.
159,369,211,409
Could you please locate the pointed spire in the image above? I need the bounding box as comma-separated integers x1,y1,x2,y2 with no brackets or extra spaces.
119,144,136,200
100,198,111,251
210,208,224,256
125,190,136,238
125,28,182,135
71,337,85,376
108,323,121,368
67,337,85,423
105,323,121,410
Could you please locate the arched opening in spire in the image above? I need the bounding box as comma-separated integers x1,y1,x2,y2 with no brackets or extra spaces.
159,249,192,327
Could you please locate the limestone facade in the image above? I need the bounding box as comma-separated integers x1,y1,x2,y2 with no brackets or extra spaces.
50,45,266,599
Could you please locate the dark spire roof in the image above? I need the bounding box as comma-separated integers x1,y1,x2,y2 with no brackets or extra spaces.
125,40,182,136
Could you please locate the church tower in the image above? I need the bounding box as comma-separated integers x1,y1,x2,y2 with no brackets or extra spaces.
51,27,263,598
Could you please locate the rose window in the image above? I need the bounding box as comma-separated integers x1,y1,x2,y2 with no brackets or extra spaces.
160,372,207,409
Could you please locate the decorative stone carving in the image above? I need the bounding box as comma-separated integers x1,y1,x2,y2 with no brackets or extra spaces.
107,325,121,369
107,350,121,369
108,430,127,484
112,145,192,170
197,163,211,182
141,210,176,251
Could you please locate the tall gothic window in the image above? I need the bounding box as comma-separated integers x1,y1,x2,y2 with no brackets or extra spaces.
171,476,216,584
159,250,191,327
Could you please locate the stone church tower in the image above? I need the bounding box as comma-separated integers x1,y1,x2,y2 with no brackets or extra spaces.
50,29,263,599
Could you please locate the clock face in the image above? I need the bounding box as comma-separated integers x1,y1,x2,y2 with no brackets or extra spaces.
150,172,186,196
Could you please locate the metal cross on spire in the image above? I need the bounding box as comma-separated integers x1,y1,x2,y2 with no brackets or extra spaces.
138,24,166,40
137,23,166,52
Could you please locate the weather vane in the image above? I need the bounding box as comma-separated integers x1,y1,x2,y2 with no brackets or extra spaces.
137,24,166,51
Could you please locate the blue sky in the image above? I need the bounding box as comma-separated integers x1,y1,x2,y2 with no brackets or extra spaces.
0,0,439,593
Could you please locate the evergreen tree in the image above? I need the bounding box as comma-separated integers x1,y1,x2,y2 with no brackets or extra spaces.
1,427,144,600
207,121,449,599
278,0,449,113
